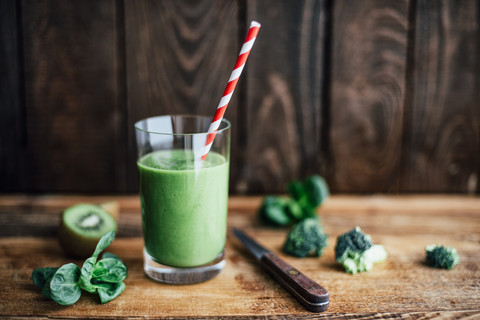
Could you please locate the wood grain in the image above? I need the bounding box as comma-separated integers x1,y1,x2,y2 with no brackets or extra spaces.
244,0,328,193
401,0,480,193
261,251,329,312
0,195,479,319
0,0,26,192
1,1,480,194
330,0,409,193
20,0,126,192
124,0,240,192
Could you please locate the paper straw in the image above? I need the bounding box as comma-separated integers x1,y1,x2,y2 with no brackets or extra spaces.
200,21,261,161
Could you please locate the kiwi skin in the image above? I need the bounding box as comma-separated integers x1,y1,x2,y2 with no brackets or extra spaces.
58,204,118,258
99,201,120,220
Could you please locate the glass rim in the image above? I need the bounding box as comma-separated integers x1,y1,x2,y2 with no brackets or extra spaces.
134,114,231,136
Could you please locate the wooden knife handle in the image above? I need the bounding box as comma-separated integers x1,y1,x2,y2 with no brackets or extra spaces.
260,252,329,312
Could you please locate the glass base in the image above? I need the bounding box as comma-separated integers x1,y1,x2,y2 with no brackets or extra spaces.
144,249,225,284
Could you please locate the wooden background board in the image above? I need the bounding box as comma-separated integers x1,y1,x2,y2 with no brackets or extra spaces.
244,0,328,193
0,195,479,319
124,0,240,192
0,0,480,194
330,0,409,193
401,0,480,193
20,0,127,193
0,0,25,192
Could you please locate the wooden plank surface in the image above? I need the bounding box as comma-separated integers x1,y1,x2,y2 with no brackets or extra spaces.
243,0,329,194
2,1,480,195
401,0,480,193
0,0,26,192
329,0,409,193
124,0,240,192
0,195,479,319
20,0,126,193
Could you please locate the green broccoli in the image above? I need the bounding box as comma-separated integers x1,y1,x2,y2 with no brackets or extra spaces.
425,244,460,269
282,218,328,258
334,226,387,274
259,175,330,226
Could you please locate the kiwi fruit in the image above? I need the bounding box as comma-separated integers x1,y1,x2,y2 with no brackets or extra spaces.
59,203,117,258
98,201,120,220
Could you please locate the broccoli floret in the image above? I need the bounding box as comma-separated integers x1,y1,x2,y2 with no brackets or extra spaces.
334,226,387,274
425,245,460,269
282,218,328,257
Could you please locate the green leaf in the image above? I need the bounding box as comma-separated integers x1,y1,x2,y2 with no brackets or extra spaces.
287,180,310,212
102,252,128,273
93,231,116,258
95,281,126,304
92,258,127,283
304,175,329,208
284,198,304,220
80,232,118,293
79,256,97,293
31,231,127,306
259,196,292,226
32,267,59,299
287,175,329,220
287,181,304,201
32,267,59,289
49,263,81,306
102,252,122,261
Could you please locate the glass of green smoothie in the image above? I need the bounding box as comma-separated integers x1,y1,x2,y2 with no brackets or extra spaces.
135,115,230,284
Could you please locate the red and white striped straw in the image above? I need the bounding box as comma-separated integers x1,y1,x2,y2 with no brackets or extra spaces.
200,21,261,160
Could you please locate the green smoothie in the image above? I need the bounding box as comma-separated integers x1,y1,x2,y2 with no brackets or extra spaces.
138,149,229,268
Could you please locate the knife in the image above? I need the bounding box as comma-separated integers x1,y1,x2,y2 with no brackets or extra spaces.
233,228,329,312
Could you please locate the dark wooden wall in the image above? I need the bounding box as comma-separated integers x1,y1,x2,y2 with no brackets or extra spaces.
1,0,479,194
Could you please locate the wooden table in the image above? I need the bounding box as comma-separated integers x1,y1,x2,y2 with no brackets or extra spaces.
1,195,479,319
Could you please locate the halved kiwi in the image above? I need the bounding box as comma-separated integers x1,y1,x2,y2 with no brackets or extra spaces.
98,201,120,220
59,204,117,258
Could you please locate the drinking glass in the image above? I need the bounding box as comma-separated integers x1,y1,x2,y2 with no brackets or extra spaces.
135,115,230,284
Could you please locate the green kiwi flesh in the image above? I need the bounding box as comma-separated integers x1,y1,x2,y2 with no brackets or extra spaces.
59,204,117,258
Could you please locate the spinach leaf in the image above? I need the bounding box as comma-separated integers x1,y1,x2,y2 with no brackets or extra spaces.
288,175,329,215
102,252,120,260
258,196,292,226
32,267,59,299
303,175,329,208
79,257,97,293
287,180,312,215
49,263,81,306
32,267,58,289
80,232,117,292
93,231,115,258
95,281,126,304
102,252,124,263
102,252,127,271
32,230,127,306
92,258,127,283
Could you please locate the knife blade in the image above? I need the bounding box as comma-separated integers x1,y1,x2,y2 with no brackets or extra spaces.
233,228,329,312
